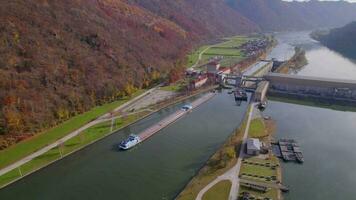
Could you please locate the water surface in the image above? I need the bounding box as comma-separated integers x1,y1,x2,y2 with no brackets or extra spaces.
0,91,248,200
265,101,356,200
266,32,356,199
271,31,356,79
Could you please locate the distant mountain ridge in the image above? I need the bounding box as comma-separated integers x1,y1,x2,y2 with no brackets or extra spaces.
1,0,356,145
227,0,356,31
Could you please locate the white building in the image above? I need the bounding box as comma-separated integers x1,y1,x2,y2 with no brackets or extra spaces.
246,138,261,155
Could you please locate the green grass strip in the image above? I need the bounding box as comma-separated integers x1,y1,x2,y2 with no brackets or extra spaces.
0,90,145,169
0,112,148,188
202,180,232,200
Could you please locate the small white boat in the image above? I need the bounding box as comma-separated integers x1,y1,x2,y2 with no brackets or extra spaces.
181,104,193,111
119,134,141,150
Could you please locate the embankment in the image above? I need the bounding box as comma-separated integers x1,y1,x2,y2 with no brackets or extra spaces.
274,47,308,74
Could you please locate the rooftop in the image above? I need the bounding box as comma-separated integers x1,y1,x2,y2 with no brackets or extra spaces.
247,138,261,151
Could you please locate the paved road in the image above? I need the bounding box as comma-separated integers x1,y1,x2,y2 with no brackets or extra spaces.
195,104,256,200
0,87,158,178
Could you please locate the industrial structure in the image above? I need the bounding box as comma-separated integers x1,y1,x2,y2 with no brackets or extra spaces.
265,73,356,105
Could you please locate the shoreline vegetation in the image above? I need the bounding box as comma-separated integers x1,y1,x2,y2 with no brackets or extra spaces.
176,107,249,200
187,35,252,69
176,36,280,199
176,107,282,200
311,22,356,61
275,47,308,74
0,33,275,190
0,89,146,169
269,95,356,112
0,84,217,189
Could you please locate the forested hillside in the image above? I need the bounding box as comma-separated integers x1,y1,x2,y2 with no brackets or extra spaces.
0,0,258,147
1,0,356,148
312,22,356,60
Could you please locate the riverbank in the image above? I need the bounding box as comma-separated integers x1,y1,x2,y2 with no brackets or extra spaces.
269,95,356,112
0,111,149,188
0,89,147,169
275,47,308,74
176,105,249,200
0,85,217,189
187,36,253,69
0,87,249,200
238,113,282,200
311,23,356,61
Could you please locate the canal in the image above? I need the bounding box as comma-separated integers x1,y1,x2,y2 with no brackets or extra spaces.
266,31,356,199
2,31,356,200
0,91,248,200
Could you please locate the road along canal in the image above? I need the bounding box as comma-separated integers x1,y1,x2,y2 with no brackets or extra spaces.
0,90,248,200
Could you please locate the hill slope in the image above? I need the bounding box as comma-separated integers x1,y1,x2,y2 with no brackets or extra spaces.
0,0,258,145
1,0,356,147
312,22,356,60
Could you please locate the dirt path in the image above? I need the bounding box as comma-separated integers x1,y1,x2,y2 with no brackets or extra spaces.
191,46,212,68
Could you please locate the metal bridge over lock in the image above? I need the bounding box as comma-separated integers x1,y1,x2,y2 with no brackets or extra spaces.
223,74,265,90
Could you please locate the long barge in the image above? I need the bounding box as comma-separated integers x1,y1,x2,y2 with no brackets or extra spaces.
120,92,216,150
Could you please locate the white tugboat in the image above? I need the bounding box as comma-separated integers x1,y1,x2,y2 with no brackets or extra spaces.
119,134,141,150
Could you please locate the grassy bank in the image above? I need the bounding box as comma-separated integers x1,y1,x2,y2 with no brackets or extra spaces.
0,111,149,188
0,90,146,170
0,85,218,189
238,113,281,200
249,119,268,138
187,35,255,69
187,45,211,67
202,180,232,200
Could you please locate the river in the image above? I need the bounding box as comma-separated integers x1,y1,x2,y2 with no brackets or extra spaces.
266,31,356,199
0,91,248,200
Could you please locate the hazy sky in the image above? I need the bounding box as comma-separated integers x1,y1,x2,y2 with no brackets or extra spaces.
283,0,356,2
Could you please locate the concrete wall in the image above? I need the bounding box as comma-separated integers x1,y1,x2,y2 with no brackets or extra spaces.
253,61,273,77
265,73,356,103
254,81,270,102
